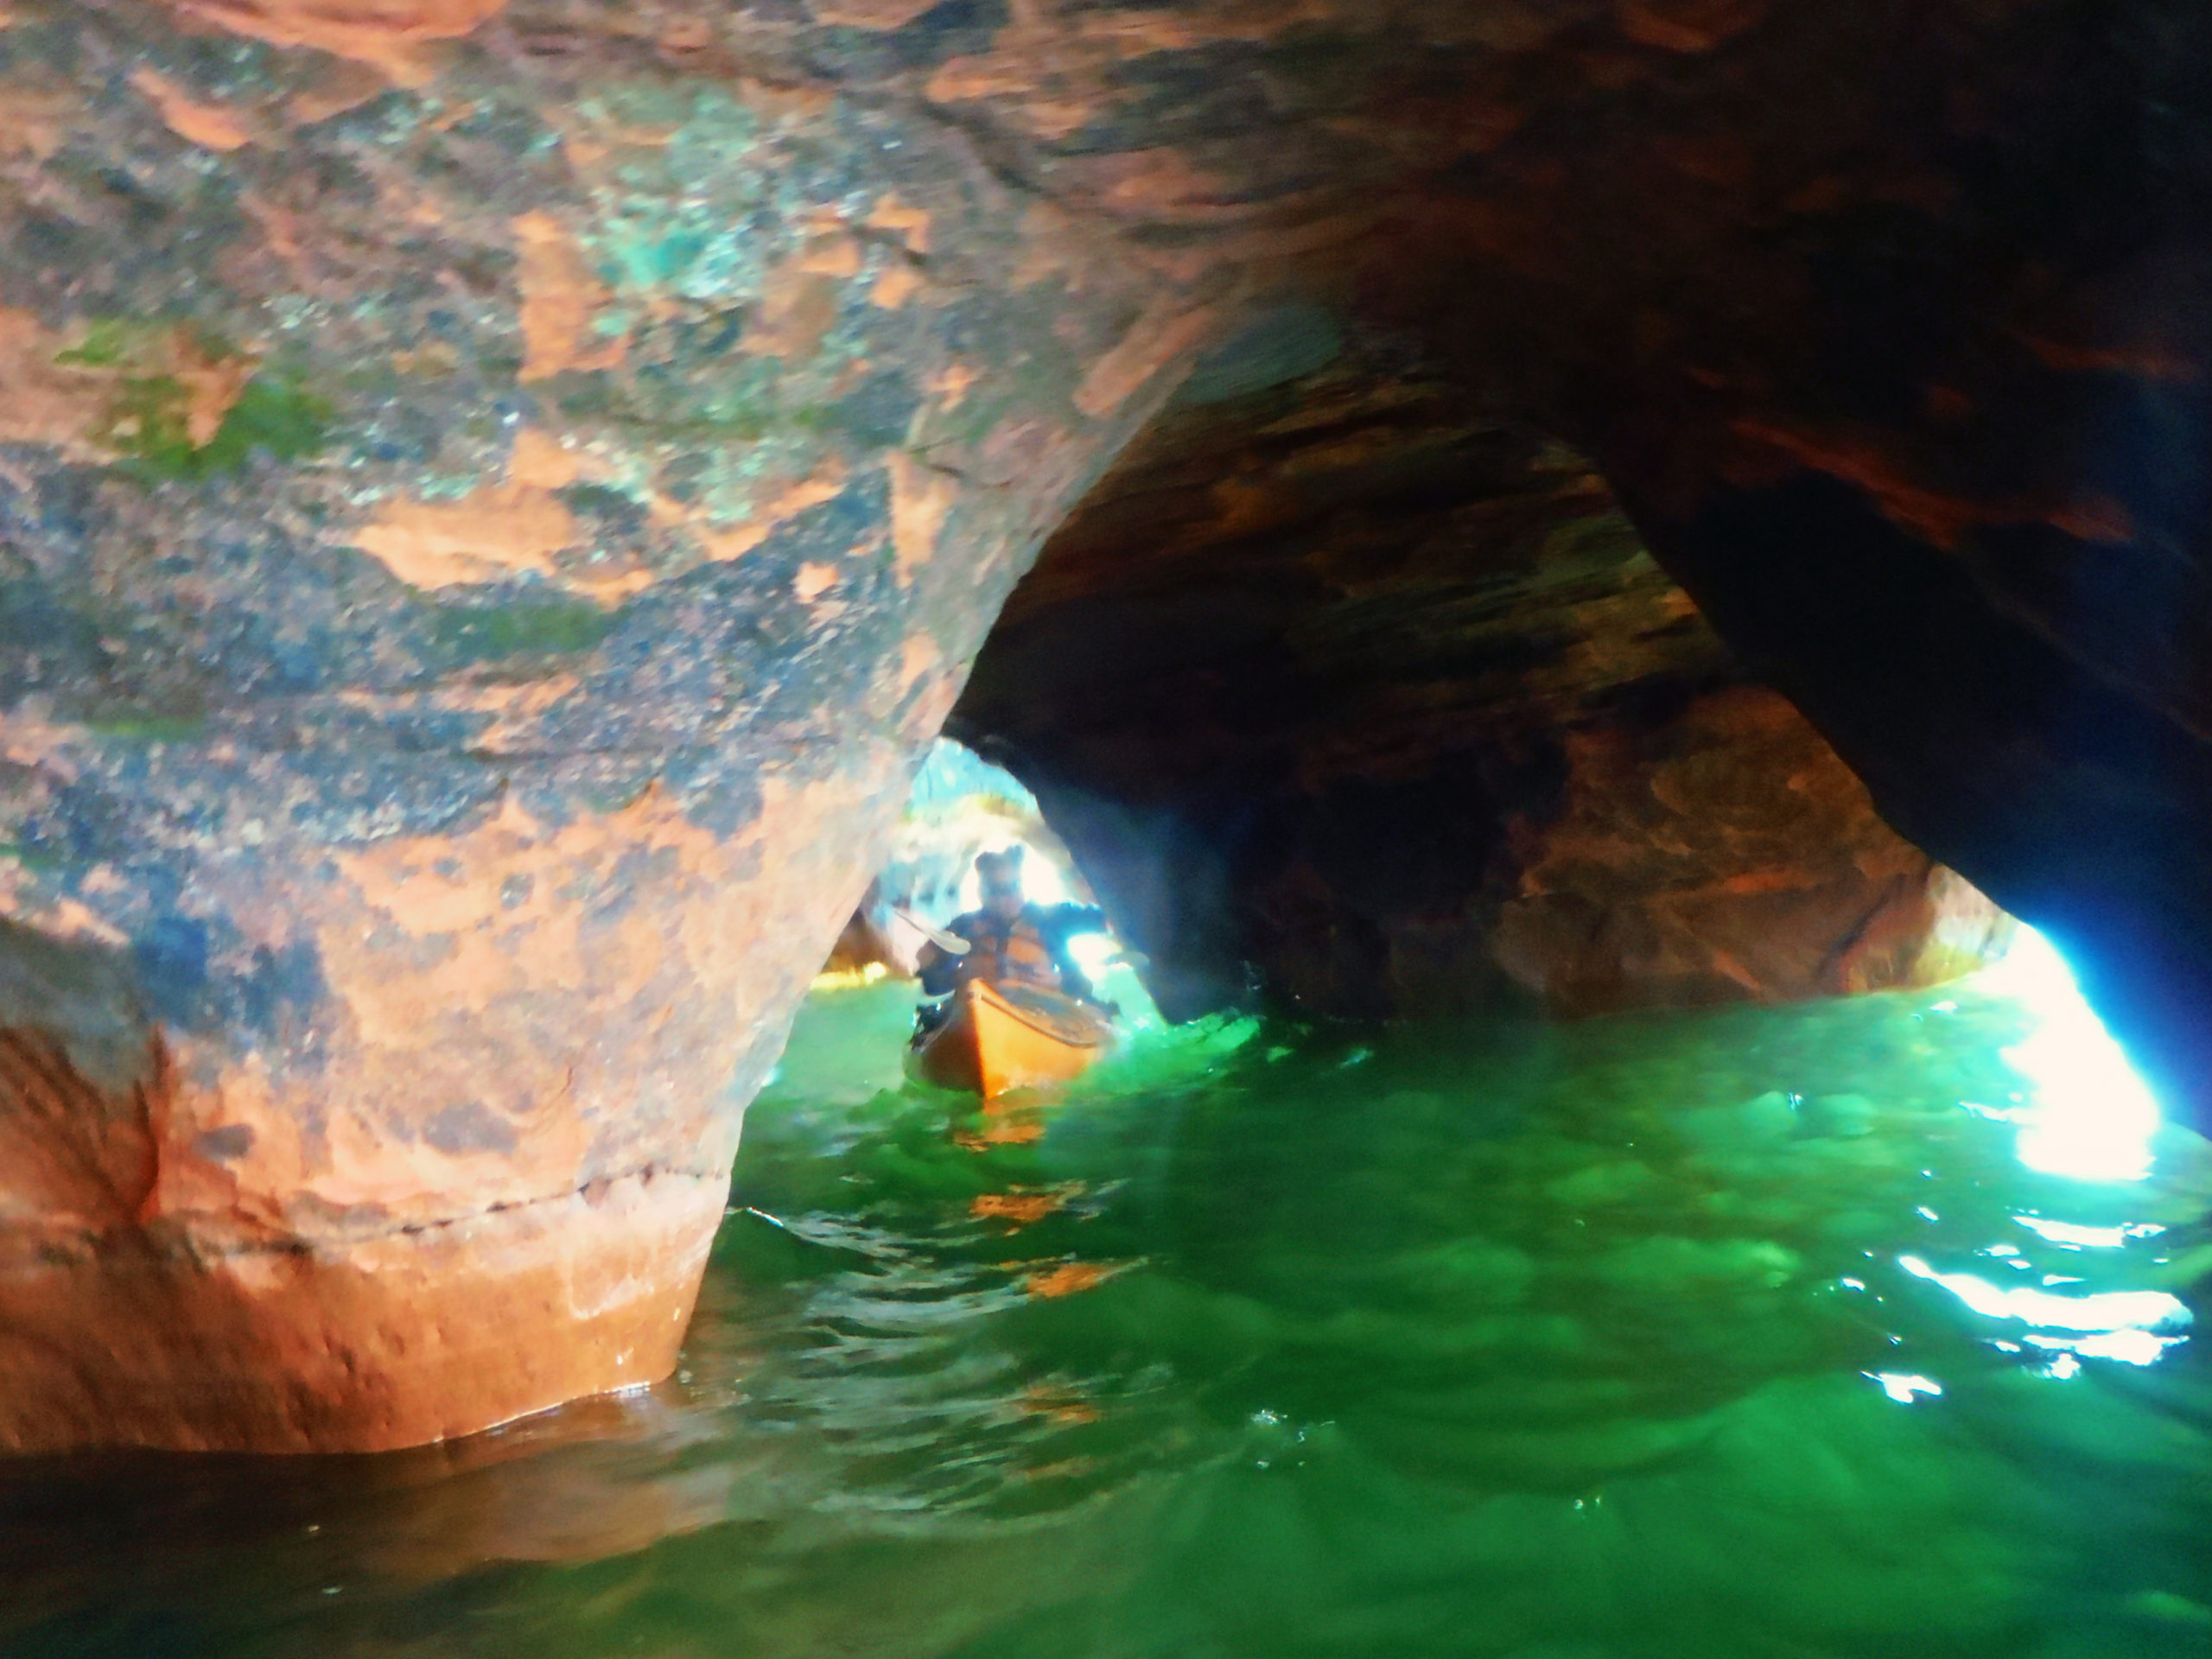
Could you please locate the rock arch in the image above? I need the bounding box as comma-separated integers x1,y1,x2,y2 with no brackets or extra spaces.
949,330,2012,1022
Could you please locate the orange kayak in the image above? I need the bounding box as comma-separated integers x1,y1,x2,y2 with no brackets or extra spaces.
909,980,1116,1097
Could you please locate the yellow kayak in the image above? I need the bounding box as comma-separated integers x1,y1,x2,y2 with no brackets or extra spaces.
909,980,1115,1097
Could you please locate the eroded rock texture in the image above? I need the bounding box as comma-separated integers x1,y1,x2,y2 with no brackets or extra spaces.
953,343,2012,1018
935,0,2212,1105
0,0,1199,1450
0,0,2205,1447
1331,0,2212,1109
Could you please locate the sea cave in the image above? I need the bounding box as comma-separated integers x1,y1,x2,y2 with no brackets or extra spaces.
0,0,2209,1653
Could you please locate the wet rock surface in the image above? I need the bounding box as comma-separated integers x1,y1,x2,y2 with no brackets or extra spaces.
0,0,1192,1449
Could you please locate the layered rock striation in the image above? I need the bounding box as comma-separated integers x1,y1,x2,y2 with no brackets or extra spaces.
0,0,1203,1450
953,346,2011,1020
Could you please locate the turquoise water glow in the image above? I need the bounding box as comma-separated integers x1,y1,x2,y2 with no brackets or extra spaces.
5,947,2211,1658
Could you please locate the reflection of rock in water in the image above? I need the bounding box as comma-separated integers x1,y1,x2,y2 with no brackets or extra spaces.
0,1389,746,1624
822,740,1097,980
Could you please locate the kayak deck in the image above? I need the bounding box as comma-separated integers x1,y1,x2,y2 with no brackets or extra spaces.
909,979,1115,1097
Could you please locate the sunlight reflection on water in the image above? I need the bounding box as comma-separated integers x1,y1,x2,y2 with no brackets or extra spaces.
1898,1253,2190,1365
1893,927,2196,1378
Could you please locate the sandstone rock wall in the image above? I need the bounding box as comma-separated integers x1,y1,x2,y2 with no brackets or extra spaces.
953,350,2012,1021
0,0,1207,1450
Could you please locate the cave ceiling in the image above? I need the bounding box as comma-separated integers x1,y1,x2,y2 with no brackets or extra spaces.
952,327,2011,1020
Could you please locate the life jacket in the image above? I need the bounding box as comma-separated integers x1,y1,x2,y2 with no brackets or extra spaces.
950,906,1064,994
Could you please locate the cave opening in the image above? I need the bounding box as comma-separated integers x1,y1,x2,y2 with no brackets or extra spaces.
928,316,2016,1031
798,306,2179,1202
821,734,1161,1031
793,308,2194,1189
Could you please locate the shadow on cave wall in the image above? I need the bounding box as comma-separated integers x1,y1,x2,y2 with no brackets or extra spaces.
945,319,2013,1024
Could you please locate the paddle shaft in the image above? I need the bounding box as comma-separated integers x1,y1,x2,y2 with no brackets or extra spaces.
893,908,970,955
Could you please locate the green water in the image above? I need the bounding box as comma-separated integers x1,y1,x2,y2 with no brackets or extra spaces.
6,951,2212,1658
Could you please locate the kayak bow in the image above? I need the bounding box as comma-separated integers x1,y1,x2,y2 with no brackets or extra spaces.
909,980,1115,1097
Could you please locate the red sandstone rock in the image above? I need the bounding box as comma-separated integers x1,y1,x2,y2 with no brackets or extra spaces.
0,0,1206,1450
0,772,930,1450
1490,686,2014,1014
954,362,2012,1021
1,1151,722,1452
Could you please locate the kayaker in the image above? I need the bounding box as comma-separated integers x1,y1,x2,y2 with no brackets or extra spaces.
916,846,1109,1007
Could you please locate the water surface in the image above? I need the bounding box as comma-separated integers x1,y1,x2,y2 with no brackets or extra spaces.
6,948,2211,1658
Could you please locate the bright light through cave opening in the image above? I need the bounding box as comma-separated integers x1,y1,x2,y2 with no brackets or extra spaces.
1970,925,2164,1184
827,739,1160,1027
1877,924,2192,1388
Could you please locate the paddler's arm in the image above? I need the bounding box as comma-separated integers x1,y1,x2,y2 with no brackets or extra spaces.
914,912,978,995
916,939,961,995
